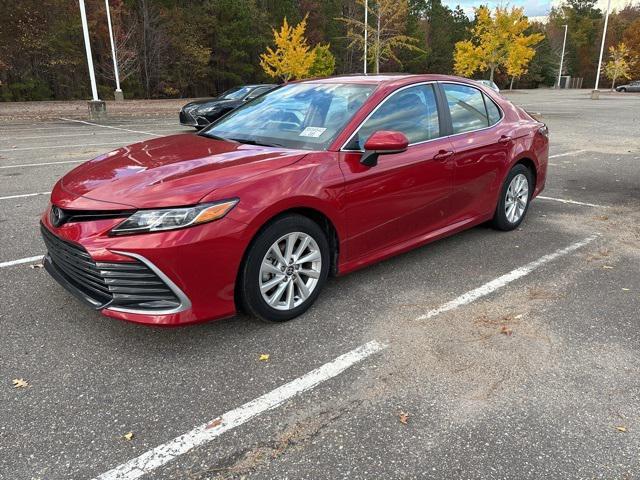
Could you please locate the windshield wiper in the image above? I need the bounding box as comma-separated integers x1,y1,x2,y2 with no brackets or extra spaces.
200,132,231,142
227,138,284,148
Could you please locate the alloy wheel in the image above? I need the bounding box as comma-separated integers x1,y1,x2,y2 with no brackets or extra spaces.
505,173,529,223
259,232,322,311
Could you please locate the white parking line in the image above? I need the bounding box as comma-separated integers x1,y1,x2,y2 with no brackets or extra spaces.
0,160,83,168
94,340,387,480
0,122,177,133
549,150,587,159
0,191,50,200
3,128,185,141
93,235,596,480
59,117,164,137
416,235,597,321
0,255,43,268
537,196,606,208
0,142,127,152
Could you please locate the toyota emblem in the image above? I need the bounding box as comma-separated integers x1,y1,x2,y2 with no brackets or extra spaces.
50,206,66,227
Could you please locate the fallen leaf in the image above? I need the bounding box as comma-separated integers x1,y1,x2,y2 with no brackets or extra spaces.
259,354,270,362
398,411,409,425
206,418,223,429
123,432,134,441
602,265,614,269
30,263,43,269
514,314,523,319
616,426,627,433
500,325,513,336
12,378,29,388
622,288,630,291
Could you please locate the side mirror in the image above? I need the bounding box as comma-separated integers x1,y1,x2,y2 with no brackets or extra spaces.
360,130,409,167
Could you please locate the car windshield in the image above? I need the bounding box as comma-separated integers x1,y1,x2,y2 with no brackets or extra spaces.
201,83,376,150
219,86,253,100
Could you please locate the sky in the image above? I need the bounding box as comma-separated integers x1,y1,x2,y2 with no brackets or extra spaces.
444,0,639,19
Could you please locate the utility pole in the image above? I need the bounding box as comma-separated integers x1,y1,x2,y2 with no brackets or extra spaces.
557,24,568,89
105,0,124,101
364,0,368,74
79,0,106,118
592,0,612,99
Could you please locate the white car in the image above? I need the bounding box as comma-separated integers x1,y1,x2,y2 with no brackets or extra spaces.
477,79,500,93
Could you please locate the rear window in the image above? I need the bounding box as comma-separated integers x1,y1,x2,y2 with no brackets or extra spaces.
484,95,502,126
443,83,503,133
443,84,489,134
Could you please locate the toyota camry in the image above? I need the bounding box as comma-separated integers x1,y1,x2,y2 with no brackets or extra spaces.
41,74,548,326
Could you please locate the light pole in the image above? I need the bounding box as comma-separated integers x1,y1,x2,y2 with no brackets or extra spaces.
557,24,568,88
79,0,106,118
105,0,124,101
363,0,368,74
592,0,612,99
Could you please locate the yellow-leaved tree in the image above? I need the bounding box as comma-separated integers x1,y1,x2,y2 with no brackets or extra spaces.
260,15,316,82
604,43,633,90
260,15,335,82
454,6,543,84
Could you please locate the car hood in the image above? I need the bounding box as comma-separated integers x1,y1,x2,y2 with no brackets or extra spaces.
183,98,238,110
58,134,307,209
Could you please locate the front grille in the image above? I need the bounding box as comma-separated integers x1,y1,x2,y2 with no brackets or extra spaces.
50,205,133,228
180,108,197,125
41,224,182,312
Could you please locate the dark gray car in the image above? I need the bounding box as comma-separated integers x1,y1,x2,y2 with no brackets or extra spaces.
616,80,640,92
179,84,278,129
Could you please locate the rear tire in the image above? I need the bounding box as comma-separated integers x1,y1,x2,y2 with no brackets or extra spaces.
492,164,533,231
239,215,330,322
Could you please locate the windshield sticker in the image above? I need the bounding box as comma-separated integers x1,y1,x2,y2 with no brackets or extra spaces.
299,127,327,138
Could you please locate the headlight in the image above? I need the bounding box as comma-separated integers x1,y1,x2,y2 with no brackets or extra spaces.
198,105,219,114
110,199,238,235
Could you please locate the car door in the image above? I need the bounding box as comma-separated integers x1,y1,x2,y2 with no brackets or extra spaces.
339,83,454,260
632,82,640,92
440,83,513,222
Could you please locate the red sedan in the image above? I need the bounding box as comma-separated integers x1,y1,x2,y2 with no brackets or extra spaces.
41,74,548,326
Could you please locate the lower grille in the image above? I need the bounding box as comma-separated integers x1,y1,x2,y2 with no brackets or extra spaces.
41,224,182,312
179,109,196,125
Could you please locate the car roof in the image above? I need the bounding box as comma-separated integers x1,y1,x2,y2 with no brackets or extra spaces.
293,74,478,88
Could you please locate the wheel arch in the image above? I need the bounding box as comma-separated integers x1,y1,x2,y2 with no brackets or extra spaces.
233,203,342,313
513,157,538,193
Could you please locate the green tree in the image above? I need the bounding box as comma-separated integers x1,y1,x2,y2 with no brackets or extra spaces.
548,0,602,86
338,0,424,74
309,43,336,77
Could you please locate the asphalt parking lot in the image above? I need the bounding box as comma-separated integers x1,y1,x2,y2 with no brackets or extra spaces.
1,89,639,479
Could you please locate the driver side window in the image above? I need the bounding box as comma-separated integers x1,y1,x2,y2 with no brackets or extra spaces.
344,84,440,150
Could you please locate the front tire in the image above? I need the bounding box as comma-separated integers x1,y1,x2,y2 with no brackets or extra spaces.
239,215,330,322
492,164,533,231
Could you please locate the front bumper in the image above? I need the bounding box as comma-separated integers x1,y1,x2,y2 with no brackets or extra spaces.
179,109,211,127
40,206,249,326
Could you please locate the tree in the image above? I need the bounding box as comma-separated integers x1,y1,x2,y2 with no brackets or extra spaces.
604,43,633,89
338,0,424,74
506,34,542,90
454,6,543,83
623,18,640,79
309,43,336,77
547,0,602,87
260,15,316,82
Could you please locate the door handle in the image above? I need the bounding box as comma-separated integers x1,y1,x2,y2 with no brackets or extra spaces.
498,135,512,144
433,150,454,161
